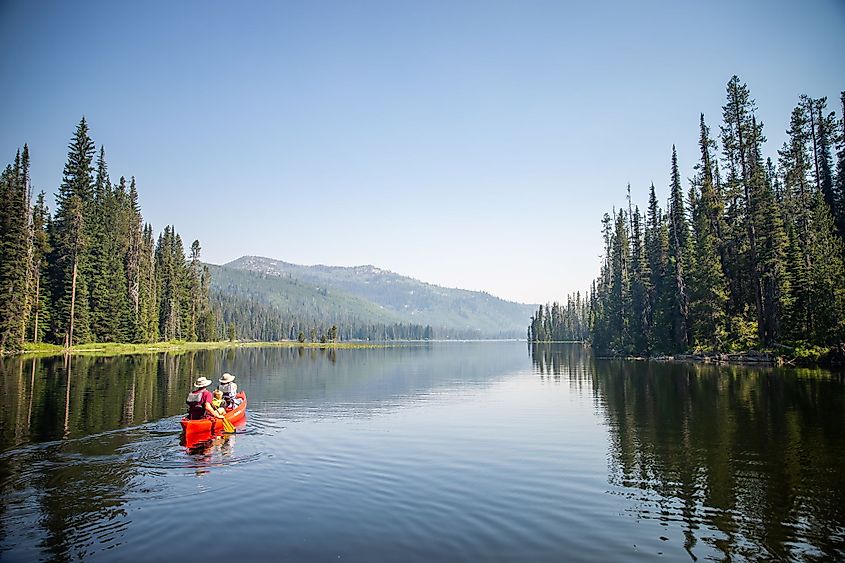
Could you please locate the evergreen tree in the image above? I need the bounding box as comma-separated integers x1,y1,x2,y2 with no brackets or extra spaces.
812,97,837,231
125,176,143,339
0,150,31,351
88,146,114,340
807,193,845,343
779,102,815,338
609,209,631,351
156,226,184,340
49,118,96,345
138,223,159,342
751,126,789,344
0,118,215,350
629,202,650,353
667,146,690,350
531,77,845,358
834,92,845,237
721,76,767,342
645,184,671,351
28,191,52,343
688,115,728,348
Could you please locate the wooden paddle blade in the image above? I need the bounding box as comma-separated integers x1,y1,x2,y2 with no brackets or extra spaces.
222,417,235,433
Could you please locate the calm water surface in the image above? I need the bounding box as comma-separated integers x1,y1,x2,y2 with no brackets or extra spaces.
0,342,843,561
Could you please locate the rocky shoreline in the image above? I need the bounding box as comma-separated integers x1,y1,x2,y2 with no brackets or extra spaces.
597,345,845,368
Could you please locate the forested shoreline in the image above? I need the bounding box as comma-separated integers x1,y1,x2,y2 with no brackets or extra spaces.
530,77,845,363
0,119,439,354
0,118,217,354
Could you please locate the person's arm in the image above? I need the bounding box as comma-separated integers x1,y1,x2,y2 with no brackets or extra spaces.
204,395,224,418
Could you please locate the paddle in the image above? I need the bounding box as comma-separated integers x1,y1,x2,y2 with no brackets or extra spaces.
221,416,235,433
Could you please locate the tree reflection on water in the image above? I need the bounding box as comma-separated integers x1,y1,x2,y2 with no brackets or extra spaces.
530,343,845,561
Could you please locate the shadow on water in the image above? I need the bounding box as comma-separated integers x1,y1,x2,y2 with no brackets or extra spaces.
530,342,845,561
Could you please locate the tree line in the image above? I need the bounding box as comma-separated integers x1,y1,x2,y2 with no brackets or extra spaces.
212,289,438,342
0,118,215,353
530,77,845,356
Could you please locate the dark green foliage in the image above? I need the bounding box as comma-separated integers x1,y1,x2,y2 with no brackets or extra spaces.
528,294,589,343
628,203,650,353
49,118,95,345
138,223,159,342
224,255,533,338
0,149,31,351
88,149,132,342
667,146,690,350
210,266,441,341
645,184,672,352
0,119,216,353
834,92,845,237
28,192,52,343
687,115,728,348
532,77,845,355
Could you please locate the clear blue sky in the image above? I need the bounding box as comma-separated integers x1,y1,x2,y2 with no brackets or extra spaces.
1,0,843,304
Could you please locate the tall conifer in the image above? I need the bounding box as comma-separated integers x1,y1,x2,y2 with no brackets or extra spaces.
667,146,690,350
50,117,95,345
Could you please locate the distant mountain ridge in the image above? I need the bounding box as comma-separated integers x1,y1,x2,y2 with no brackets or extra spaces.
219,255,536,337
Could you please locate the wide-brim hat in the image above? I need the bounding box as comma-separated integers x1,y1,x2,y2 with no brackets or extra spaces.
219,373,235,384
194,376,212,388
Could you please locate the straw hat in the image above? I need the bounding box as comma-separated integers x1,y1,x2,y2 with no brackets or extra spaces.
219,373,235,384
194,376,212,388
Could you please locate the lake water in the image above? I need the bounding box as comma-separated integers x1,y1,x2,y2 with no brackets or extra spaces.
0,342,843,561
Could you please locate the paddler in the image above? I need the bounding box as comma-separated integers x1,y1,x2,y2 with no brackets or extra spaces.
218,373,242,408
186,376,226,420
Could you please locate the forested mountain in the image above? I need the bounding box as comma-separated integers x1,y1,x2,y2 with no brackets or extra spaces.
0,118,215,353
0,118,534,351
209,264,441,341
530,78,845,358
221,256,536,338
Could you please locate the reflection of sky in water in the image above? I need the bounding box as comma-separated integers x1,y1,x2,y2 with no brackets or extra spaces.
0,343,843,561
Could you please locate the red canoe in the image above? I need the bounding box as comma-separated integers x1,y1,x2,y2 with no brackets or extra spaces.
181,391,247,435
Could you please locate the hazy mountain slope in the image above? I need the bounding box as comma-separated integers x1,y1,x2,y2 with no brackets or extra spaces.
223,256,536,336
207,264,405,325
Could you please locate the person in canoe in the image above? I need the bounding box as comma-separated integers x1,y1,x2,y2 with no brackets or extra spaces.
210,389,227,416
186,376,226,420
218,373,242,408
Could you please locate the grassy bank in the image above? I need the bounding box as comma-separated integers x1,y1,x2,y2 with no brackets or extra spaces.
18,340,388,358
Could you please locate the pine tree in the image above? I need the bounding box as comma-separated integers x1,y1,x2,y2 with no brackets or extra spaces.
198,264,217,341
0,150,31,351
751,129,789,344
667,146,690,350
49,117,95,345
610,209,631,351
156,226,181,340
645,184,671,352
186,239,203,341
629,202,651,353
28,191,51,343
138,223,159,342
88,146,112,340
779,102,815,338
688,116,728,348
807,193,845,343
721,76,767,343
834,92,845,237
531,78,845,357
125,177,143,339
812,97,837,230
